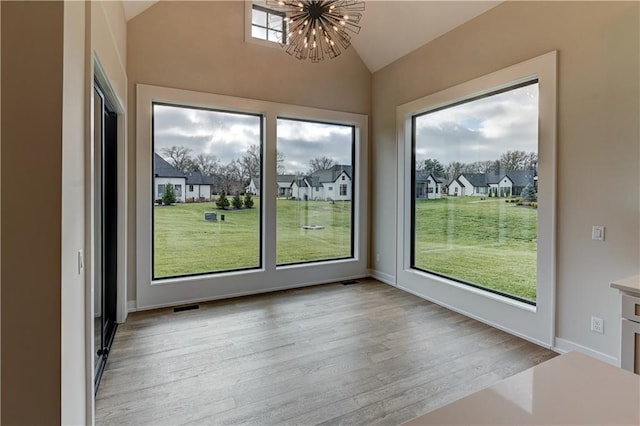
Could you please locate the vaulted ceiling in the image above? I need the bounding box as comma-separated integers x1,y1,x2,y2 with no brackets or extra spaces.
122,1,502,72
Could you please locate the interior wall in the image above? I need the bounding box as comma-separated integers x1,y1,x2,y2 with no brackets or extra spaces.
126,0,371,303
371,1,639,361
92,1,127,106
1,1,64,422
61,1,87,424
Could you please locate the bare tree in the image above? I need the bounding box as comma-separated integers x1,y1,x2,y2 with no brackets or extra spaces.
523,152,538,171
243,144,261,182
277,150,286,175
499,150,529,171
189,153,220,176
309,156,336,173
161,145,193,173
446,161,464,182
217,162,243,194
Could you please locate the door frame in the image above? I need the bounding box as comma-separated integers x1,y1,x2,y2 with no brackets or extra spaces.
86,55,128,414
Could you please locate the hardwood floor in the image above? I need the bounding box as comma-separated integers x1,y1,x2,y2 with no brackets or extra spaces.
96,279,556,425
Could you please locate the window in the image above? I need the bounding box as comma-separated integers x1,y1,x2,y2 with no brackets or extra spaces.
251,4,286,43
276,118,354,265
152,103,262,279
137,84,367,310
411,81,539,304
158,184,165,195
396,51,556,346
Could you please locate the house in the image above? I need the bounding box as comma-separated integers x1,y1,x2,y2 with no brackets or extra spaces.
448,171,535,197
154,153,186,202
245,177,260,195
185,171,214,201
276,174,296,197
2,1,638,424
415,170,444,199
498,170,536,196
287,165,353,201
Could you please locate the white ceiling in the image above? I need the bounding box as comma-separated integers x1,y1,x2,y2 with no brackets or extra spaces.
122,1,502,72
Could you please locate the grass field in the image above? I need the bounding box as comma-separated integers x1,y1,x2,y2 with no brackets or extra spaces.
414,197,537,302
154,196,536,302
153,198,352,278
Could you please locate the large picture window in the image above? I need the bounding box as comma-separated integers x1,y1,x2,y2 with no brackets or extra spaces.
152,103,262,279
276,118,354,265
136,84,367,310
411,81,539,304
397,51,556,346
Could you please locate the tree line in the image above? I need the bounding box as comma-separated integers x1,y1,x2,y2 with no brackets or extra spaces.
416,150,538,182
160,146,342,195
160,144,284,195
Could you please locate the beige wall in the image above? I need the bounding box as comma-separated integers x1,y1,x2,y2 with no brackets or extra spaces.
92,1,127,106
371,1,639,359
1,2,64,423
61,1,87,423
126,0,371,302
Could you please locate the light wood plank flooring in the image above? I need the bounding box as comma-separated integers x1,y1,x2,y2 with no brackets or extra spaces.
96,279,556,425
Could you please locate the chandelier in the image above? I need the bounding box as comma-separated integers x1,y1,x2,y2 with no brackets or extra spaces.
271,0,365,63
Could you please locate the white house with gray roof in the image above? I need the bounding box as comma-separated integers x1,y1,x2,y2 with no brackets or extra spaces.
286,165,353,201
154,153,215,203
447,171,536,197
185,171,214,201
154,153,186,202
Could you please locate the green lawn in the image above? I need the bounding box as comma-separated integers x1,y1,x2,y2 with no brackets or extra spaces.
153,198,352,278
414,197,537,302
155,196,536,302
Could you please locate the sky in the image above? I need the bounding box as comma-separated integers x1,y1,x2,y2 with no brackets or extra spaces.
153,104,353,174
414,82,539,165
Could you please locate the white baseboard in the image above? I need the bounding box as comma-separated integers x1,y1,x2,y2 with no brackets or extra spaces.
554,337,619,367
127,300,137,313
367,269,396,286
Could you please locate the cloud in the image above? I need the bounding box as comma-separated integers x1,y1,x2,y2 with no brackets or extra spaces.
415,83,538,165
277,119,353,173
153,104,353,174
153,104,261,164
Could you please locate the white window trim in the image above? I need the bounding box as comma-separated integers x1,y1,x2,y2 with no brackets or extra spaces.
136,84,368,310
395,51,557,347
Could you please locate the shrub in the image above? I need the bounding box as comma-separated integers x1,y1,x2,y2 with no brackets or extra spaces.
162,183,177,205
216,191,230,209
232,193,243,209
521,184,537,202
244,192,254,208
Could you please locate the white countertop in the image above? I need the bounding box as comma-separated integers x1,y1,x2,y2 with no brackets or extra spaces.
611,275,640,296
402,351,640,425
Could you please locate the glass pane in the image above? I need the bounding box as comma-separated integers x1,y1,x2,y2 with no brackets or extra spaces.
252,8,266,26
412,82,539,303
268,14,283,31
276,118,354,265
252,25,267,40
153,103,262,279
268,29,283,43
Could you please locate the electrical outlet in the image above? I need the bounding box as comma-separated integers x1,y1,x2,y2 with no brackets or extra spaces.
591,316,604,334
376,253,380,262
